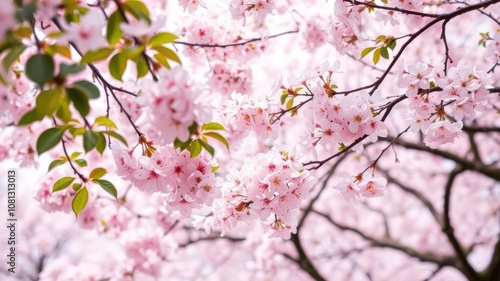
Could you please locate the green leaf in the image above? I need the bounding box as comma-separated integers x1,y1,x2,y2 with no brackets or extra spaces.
89,167,107,179
69,127,86,137
152,46,181,64
201,122,226,131
153,53,170,69
36,88,61,116
72,187,88,216
122,0,151,24
373,48,381,65
15,3,37,22
72,80,100,99
174,138,191,150
203,132,229,150
286,98,294,110
81,48,115,64
106,11,125,45
67,87,90,117
148,32,178,46
136,57,148,78
18,108,44,126
380,46,389,60
375,35,386,43
48,159,66,172
211,165,220,173
75,159,88,167
56,97,72,123
101,130,128,146
121,46,144,62
52,177,75,192
280,93,288,105
2,45,26,71
94,116,117,129
361,47,376,59
388,39,397,51
37,127,66,155
83,130,99,152
93,179,117,198
199,140,215,157
25,53,55,87
189,139,202,158
70,152,82,159
109,52,127,81
72,183,82,191
188,122,198,135
95,132,106,154
59,63,85,77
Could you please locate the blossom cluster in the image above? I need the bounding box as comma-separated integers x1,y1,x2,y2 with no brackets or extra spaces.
139,66,207,144
112,143,219,218
333,172,388,201
219,92,280,140
397,58,491,148
201,147,314,239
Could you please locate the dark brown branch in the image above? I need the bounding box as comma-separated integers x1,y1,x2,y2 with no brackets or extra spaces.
290,233,327,281
442,166,481,281
298,153,349,229
380,169,441,225
381,136,500,181
347,0,440,18
313,210,457,267
335,0,500,96
174,30,299,48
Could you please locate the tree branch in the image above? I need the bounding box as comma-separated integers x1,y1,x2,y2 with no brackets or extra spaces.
382,136,500,181
442,166,482,281
312,210,457,267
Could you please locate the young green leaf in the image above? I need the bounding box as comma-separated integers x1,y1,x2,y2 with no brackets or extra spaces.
101,130,128,146
148,32,178,46
388,39,397,50
37,127,66,155
189,139,202,158
67,87,90,117
59,63,85,77
72,80,100,99
136,57,149,78
199,140,215,157
18,108,44,126
95,116,118,129
380,46,389,59
93,179,118,198
286,98,294,110
89,167,107,180
80,48,115,64
109,52,128,81
280,93,288,105
83,130,99,152
72,187,88,216
36,88,61,117
25,53,55,87
203,132,229,150
201,122,226,131
122,0,151,24
53,177,75,192
48,159,66,173
106,11,125,45
152,46,181,64
373,48,381,65
95,132,106,155
361,47,376,59
75,159,88,167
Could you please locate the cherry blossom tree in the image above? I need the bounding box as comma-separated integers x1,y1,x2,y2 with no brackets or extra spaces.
0,0,499,280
